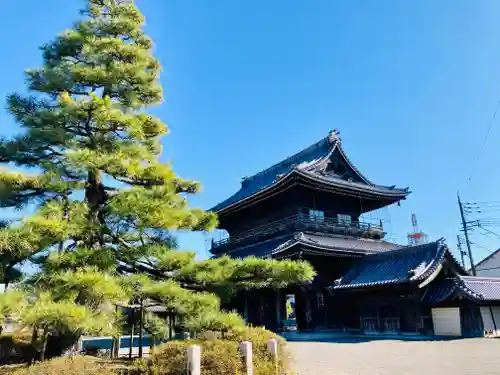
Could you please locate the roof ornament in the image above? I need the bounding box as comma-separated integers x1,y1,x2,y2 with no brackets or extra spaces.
328,129,341,145
241,176,250,188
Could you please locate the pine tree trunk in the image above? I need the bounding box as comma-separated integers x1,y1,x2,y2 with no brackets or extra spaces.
40,331,48,362
129,317,135,359
168,313,173,340
84,170,107,247
29,326,38,364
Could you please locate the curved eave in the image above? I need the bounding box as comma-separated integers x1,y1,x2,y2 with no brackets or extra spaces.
334,142,372,185
214,232,397,258
330,240,452,291
212,169,409,215
294,170,410,199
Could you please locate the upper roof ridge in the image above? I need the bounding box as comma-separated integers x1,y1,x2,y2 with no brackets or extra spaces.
240,129,338,187
210,128,410,214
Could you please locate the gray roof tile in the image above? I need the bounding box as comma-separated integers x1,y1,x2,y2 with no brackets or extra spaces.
456,276,500,301
222,232,402,259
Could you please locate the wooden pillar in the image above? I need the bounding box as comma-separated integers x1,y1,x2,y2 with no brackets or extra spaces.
243,291,249,323
168,311,173,340
488,306,497,331
304,288,312,331
259,292,266,327
413,289,423,333
275,289,282,331
138,300,144,358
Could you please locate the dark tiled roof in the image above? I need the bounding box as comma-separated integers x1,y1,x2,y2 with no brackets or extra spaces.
223,232,402,259
420,278,457,304
331,240,464,290
211,130,409,213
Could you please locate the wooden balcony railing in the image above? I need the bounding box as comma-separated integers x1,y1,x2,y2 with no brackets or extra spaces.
211,214,384,251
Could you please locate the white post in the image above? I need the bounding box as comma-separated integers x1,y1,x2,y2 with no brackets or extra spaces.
187,345,201,375
267,339,278,374
240,341,253,375
76,338,83,353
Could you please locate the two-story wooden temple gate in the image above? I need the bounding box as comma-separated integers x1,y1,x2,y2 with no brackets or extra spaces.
211,130,500,336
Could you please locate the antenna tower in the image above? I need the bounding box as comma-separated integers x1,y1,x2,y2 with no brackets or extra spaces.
407,213,429,245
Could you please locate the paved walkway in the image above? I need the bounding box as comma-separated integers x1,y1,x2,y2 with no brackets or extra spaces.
288,338,500,375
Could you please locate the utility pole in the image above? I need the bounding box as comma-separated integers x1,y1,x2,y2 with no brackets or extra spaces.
458,192,476,275
457,235,466,269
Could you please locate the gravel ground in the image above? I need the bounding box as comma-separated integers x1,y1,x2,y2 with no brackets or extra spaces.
289,338,500,375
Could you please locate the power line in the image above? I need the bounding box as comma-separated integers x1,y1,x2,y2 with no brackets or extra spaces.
479,226,500,239
469,241,490,252
468,99,500,182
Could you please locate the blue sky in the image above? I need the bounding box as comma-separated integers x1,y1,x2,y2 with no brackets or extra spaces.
1,1,500,268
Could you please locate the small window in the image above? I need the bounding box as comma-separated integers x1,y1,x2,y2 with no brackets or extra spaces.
309,209,324,222
337,214,352,226
317,292,325,308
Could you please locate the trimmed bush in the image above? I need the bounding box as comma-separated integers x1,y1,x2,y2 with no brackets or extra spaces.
135,327,293,375
7,356,119,375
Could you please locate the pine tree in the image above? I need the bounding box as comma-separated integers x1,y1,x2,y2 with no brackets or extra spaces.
0,0,315,356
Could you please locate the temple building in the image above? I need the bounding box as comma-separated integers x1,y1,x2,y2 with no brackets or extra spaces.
209,130,500,337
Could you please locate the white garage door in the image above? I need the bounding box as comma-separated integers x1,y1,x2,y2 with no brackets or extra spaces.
432,307,461,336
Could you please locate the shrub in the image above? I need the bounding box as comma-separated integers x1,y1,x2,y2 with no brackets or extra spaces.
135,327,293,375
8,356,119,375
224,326,293,374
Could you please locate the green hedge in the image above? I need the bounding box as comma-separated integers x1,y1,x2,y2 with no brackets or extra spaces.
3,327,293,375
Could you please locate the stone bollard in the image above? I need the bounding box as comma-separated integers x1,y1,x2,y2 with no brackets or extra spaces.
187,345,201,375
267,339,279,374
240,341,253,375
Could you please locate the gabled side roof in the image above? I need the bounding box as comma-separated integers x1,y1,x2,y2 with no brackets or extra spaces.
421,276,500,304
210,130,409,214
330,239,467,290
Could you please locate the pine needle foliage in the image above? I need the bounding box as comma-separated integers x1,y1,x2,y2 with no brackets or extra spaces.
0,0,315,355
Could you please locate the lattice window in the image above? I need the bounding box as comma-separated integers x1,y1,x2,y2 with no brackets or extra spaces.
317,292,325,308
337,214,352,226
309,209,324,222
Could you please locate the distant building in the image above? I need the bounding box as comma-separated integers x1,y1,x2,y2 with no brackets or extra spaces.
475,249,500,277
